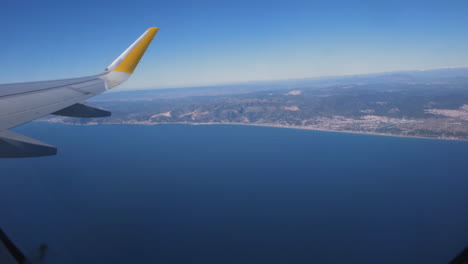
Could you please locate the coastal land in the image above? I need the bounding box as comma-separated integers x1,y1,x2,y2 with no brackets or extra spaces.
40,68,468,141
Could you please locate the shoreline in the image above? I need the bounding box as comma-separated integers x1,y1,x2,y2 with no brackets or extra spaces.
170,122,468,142
39,120,468,142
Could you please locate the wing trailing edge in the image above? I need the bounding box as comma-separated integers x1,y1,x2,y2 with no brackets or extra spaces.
0,130,57,158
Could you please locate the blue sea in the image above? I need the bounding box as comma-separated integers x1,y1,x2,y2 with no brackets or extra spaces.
1,123,468,264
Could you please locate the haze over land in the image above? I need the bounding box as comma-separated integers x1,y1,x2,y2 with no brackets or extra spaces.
43,67,468,140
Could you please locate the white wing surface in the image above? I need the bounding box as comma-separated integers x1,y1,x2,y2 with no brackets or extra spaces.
0,27,159,157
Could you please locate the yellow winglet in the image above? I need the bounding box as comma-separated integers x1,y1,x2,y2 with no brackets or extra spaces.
112,27,159,74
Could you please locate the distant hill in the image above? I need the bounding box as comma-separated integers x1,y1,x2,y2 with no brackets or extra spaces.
92,67,468,101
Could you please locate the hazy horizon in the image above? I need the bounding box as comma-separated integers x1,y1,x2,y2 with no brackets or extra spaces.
102,65,468,92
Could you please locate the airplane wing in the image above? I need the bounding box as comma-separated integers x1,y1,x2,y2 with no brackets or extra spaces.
0,27,159,158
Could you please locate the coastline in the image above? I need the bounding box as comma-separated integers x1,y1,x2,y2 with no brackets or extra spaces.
38,120,468,142
172,122,468,142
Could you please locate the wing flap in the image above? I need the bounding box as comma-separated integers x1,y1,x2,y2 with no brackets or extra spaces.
0,130,57,158
52,102,111,118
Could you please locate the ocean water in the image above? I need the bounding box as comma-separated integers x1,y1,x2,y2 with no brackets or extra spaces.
1,123,468,264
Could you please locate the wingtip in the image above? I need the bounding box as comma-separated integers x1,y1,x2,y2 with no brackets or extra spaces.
109,27,159,75
101,28,159,87
147,27,159,38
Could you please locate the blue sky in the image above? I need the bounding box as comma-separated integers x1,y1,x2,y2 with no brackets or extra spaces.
1,0,468,90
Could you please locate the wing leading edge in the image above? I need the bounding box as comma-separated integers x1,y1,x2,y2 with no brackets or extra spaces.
0,27,159,158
